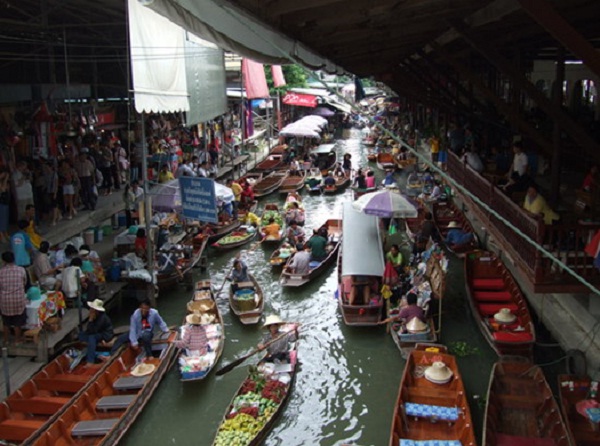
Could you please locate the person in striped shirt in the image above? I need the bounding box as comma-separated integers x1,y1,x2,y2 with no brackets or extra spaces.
175,312,208,355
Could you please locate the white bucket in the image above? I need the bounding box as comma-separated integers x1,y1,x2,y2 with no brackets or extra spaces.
83,229,95,246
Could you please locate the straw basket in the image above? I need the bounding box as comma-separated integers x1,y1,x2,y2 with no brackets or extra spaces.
234,289,256,312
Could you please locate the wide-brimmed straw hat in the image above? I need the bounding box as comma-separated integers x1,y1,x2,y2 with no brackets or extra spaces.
494,308,517,324
447,221,460,228
187,299,215,313
406,317,428,333
424,361,454,384
186,313,202,325
263,315,283,328
79,249,90,256
130,363,156,377
88,299,106,312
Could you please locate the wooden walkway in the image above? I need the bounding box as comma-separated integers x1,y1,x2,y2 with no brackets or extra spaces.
0,356,43,400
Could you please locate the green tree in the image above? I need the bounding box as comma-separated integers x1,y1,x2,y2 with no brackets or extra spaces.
265,64,308,95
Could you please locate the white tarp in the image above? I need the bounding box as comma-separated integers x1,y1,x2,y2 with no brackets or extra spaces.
145,0,345,74
128,0,190,113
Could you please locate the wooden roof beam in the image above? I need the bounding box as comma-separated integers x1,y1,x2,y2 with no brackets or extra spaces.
267,0,346,16
452,20,600,160
517,0,600,80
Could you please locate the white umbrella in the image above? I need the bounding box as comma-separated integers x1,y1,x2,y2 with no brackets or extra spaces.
352,189,418,218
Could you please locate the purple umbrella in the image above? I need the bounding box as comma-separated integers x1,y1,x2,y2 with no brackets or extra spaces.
352,189,417,218
312,107,335,117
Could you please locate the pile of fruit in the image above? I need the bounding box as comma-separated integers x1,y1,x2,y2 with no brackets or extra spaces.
213,373,287,446
261,210,283,227
217,232,252,245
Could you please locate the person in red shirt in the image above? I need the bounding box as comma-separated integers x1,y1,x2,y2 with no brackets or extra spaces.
0,252,27,345
240,182,255,207
135,228,147,260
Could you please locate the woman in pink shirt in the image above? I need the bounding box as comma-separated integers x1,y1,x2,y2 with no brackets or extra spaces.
364,170,376,189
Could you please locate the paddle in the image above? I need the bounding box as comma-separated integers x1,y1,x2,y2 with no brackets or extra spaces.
216,239,264,295
216,323,301,376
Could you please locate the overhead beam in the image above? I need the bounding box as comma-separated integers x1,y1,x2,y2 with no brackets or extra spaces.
517,0,600,79
452,20,600,160
267,0,345,16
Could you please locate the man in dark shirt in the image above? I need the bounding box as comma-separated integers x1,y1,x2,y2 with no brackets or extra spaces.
79,299,113,365
307,231,328,261
415,211,435,253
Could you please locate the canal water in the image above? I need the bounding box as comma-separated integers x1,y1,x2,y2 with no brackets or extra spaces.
118,130,563,446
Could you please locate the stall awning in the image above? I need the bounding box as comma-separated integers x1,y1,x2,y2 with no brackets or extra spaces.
341,202,385,277
311,144,336,155
282,92,318,108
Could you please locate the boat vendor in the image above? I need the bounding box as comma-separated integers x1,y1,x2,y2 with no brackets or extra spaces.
323,172,336,187
258,315,295,362
379,292,425,325
111,298,170,358
228,256,250,292
243,211,261,227
353,169,367,189
382,170,397,188
386,244,403,273
444,221,474,250
342,153,352,171
79,299,114,366
365,170,376,189
307,229,328,261
240,181,255,207
285,244,311,275
286,220,305,248
285,202,303,226
262,217,281,241
174,312,209,355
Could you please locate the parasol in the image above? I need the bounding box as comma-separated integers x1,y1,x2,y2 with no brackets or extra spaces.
312,107,335,117
352,189,418,219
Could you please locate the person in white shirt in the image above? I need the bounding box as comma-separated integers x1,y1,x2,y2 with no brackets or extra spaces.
175,161,197,178
197,161,209,178
510,142,528,177
463,148,484,173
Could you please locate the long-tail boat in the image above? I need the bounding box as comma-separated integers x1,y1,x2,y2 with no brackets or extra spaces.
389,344,476,446
278,171,306,194
432,200,478,256
29,332,176,445
280,219,342,287
483,359,571,446
322,173,351,194
376,152,396,171
558,374,600,446
253,172,287,197
464,250,535,358
0,345,117,444
178,280,225,381
212,323,298,446
229,274,264,325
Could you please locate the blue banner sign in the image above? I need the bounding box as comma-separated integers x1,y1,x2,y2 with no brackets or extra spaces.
178,177,218,223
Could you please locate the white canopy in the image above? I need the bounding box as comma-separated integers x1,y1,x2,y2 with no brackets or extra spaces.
341,202,385,277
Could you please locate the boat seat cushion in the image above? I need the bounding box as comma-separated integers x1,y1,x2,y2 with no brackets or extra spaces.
96,394,136,411
492,331,533,343
472,278,505,290
404,402,459,421
477,303,519,316
473,291,511,302
495,433,556,446
71,419,119,437
400,440,462,446
113,376,149,391
309,261,321,269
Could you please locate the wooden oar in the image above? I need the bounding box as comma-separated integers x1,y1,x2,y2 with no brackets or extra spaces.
216,323,301,376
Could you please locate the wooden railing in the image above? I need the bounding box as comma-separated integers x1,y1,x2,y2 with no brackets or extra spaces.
446,151,600,292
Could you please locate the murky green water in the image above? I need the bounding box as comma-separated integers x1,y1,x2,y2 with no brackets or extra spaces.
117,131,561,446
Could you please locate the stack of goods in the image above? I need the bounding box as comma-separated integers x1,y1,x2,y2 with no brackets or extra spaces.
260,210,283,228
234,288,257,311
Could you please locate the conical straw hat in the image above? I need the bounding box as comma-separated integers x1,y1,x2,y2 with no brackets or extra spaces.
494,308,517,323
424,361,453,383
406,317,428,333
263,315,283,328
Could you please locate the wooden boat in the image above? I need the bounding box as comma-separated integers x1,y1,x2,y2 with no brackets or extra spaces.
156,231,208,292
283,193,305,227
558,374,600,446
0,345,117,444
304,167,322,194
278,171,305,194
432,200,478,256
254,155,283,172
362,137,377,147
238,171,263,188
211,226,257,250
207,219,242,244
376,152,396,171
323,173,351,194
389,255,445,359
465,250,535,358
269,143,288,155
178,280,225,382
253,171,287,197
269,244,296,270
483,359,571,446
29,333,177,446
366,149,377,162
338,202,385,326
212,323,298,446
395,155,417,170
280,219,342,287
311,143,337,175
229,273,264,325
390,344,476,446
260,203,284,245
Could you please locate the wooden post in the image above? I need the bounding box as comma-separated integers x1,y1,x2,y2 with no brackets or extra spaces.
550,47,565,205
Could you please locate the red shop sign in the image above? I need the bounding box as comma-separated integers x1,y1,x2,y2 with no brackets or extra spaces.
282,92,318,108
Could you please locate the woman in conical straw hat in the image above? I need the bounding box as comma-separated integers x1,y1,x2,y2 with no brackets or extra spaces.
379,292,425,331
258,315,295,363
174,312,209,355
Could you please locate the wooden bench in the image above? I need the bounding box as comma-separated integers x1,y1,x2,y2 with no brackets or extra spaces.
113,376,148,391
71,418,119,438
96,394,136,411
0,419,46,442
8,396,71,415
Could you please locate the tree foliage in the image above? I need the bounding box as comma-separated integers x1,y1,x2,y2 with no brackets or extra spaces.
265,64,308,95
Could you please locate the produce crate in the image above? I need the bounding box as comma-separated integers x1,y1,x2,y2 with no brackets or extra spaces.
234,289,256,312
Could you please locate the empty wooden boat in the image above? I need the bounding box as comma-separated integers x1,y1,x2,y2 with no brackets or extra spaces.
483,359,571,446
0,346,116,445
390,344,476,446
229,274,264,325
254,155,283,172
280,219,342,287
253,172,287,197
432,200,478,256
278,171,305,194
212,323,298,446
465,251,535,358
558,374,600,446
29,333,176,446
376,152,396,171
337,202,385,326
178,280,225,382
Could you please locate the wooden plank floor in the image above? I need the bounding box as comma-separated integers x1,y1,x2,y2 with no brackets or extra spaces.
0,356,43,400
